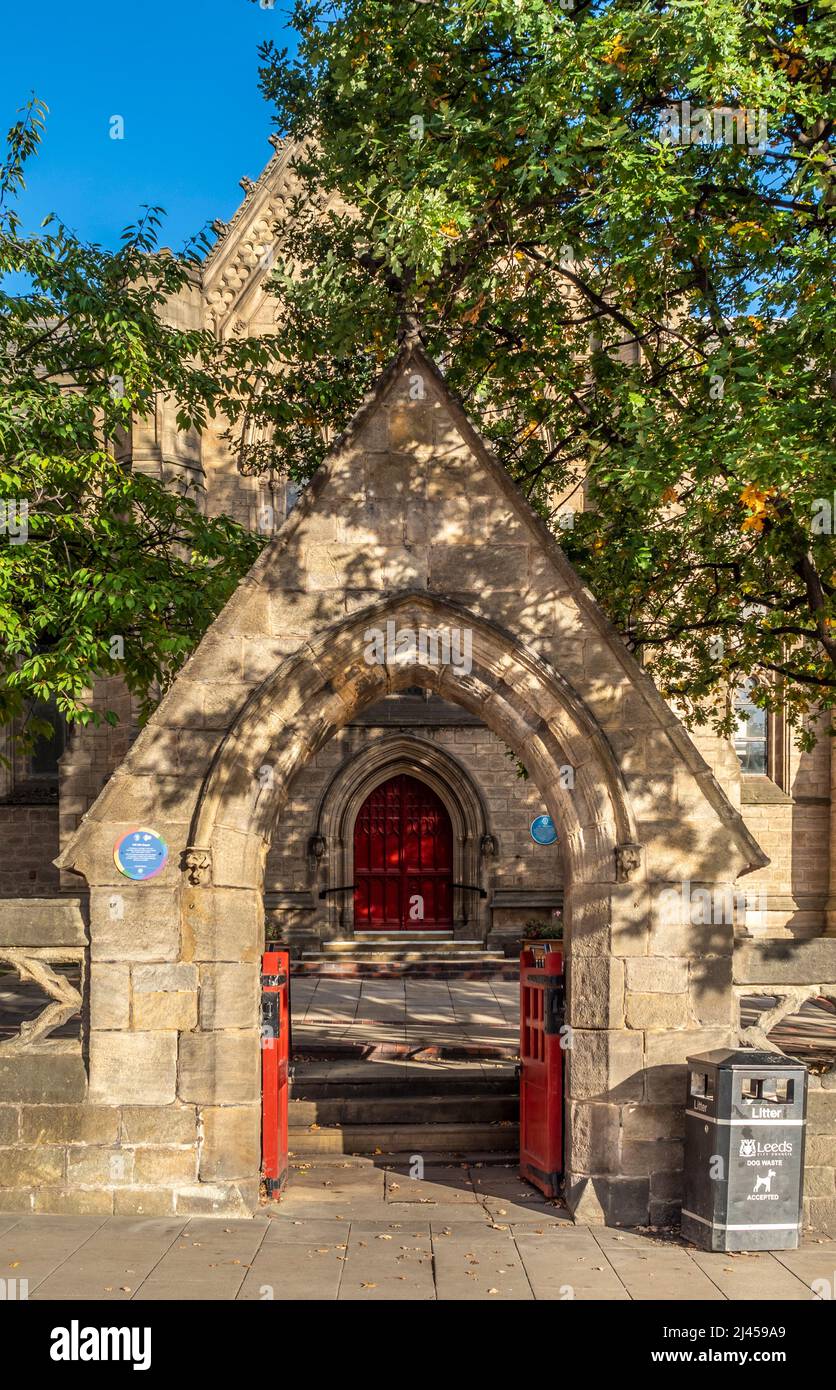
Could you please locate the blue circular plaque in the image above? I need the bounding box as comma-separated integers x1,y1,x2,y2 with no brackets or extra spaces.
114,827,169,881
530,815,558,846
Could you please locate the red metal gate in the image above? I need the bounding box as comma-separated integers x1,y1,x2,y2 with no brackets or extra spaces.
353,773,453,930
519,946,565,1198
261,950,289,1199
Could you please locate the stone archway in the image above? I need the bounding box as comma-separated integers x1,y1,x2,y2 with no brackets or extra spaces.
55,340,767,1224
309,731,492,939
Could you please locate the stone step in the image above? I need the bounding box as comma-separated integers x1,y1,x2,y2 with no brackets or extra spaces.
291,958,517,979
289,1094,518,1125
318,941,488,954
290,1151,519,1168
353,931,455,943
288,1120,520,1155
290,1073,517,1101
305,950,503,962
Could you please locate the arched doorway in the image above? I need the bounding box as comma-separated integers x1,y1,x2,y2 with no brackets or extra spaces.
353,773,453,931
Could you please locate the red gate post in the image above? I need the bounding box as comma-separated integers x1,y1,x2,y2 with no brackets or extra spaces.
261,950,289,1199
519,946,565,1198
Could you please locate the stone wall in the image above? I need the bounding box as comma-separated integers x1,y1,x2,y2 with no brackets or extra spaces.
734,937,836,1233
736,721,832,938
0,896,257,1217
0,806,60,898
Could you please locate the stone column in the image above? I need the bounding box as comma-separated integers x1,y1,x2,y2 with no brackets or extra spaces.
826,711,836,935
564,878,736,1228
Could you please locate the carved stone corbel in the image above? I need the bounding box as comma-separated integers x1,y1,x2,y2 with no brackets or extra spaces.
181,846,213,886
308,833,327,863
615,842,643,882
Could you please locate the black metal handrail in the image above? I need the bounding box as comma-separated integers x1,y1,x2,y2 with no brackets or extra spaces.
452,882,488,899
318,884,356,900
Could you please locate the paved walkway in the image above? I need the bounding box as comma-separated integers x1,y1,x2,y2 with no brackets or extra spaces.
291,977,518,1054
2,1162,832,1300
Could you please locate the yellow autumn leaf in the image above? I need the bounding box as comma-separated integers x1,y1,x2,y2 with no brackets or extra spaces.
493,155,510,171
439,222,460,238
602,33,629,63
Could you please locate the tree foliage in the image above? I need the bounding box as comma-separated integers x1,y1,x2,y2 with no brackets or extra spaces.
253,0,836,740
0,100,268,746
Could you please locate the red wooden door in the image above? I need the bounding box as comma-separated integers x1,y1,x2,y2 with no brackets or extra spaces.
519,947,564,1198
353,774,453,930
261,950,289,1199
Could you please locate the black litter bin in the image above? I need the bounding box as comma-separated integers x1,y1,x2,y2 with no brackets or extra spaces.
682,1049,807,1252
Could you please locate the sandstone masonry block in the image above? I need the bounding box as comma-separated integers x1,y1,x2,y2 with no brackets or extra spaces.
644,1027,732,1103
90,963,130,1030
178,1031,260,1105
0,1107,19,1145
89,1031,177,1106
0,1146,65,1187
21,1105,120,1146
625,958,688,994
198,963,259,1031
567,1030,644,1102
0,1054,87,1105
803,1166,835,1198
182,888,262,963
625,992,692,1031
66,1147,135,1186
120,1106,197,1145
114,1187,176,1216
131,1146,197,1187
199,1105,260,1181
91,887,180,963
174,1181,255,1217
33,1186,114,1215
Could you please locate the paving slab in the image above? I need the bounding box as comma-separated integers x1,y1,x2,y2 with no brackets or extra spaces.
772,1246,836,1295
480,1198,567,1224
339,1221,435,1300
0,1213,110,1293
432,1224,533,1300
238,1238,346,1300
390,1203,502,1223
384,1165,476,1204
598,1243,725,1301
284,1165,386,1199
133,1218,270,1301
513,1227,630,1300
263,1218,353,1245
32,1217,186,1300
690,1250,816,1301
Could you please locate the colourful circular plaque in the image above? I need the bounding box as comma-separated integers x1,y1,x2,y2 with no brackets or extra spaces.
114,828,169,881
530,815,558,846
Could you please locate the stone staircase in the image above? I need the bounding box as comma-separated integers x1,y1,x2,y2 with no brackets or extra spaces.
293,930,515,979
288,1067,519,1160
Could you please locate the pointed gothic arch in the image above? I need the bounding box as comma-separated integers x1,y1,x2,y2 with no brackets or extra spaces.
308,730,492,939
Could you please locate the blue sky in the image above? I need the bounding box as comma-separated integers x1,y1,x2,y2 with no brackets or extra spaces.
2,0,297,251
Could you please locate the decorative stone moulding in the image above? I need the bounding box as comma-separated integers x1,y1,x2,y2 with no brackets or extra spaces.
615,841,643,882
181,846,213,886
